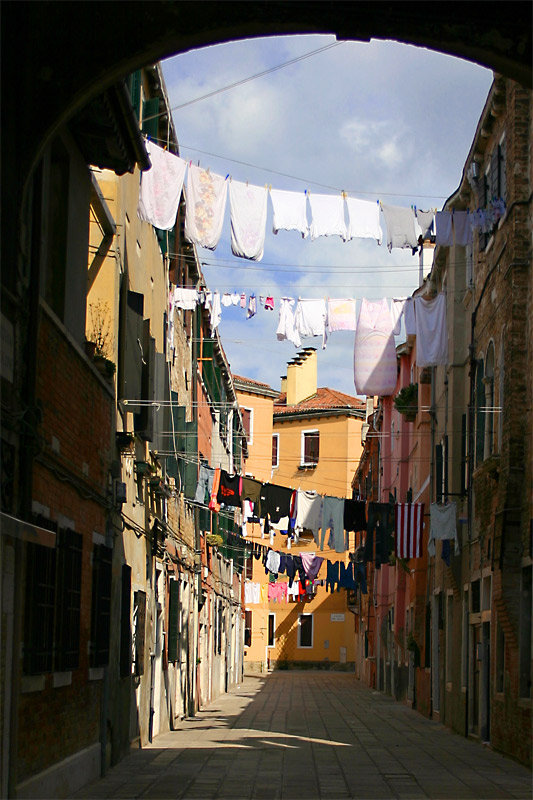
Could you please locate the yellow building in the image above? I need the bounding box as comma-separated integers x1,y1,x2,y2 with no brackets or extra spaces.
239,349,367,672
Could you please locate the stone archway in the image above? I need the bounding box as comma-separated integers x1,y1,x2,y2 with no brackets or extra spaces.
2,2,532,201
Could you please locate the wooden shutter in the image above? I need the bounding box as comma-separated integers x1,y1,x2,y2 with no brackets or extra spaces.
90,543,112,668
119,564,132,677
134,590,146,676
435,444,443,505
167,580,179,662
121,290,144,402
54,528,83,671
24,543,56,674
142,97,160,140
244,610,252,647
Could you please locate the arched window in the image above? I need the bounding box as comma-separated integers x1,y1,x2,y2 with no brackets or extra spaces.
484,342,495,458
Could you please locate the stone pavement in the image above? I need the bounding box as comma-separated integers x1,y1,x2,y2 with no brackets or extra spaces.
71,672,532,800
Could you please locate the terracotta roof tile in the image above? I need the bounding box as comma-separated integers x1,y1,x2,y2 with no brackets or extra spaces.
274,387,365,414
233,374,276,391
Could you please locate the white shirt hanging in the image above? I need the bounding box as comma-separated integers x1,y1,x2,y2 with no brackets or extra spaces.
270,188,309,238
138,140,187,231
308,193,346,241
229,180,268,261
184,165,228,250
345,196,382,244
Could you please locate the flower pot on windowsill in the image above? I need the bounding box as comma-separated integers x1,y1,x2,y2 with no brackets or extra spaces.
93,355,116,379
84,340,97,359
393,383,418,421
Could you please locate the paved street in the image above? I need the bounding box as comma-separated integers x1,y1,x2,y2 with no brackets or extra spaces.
72,672,532,800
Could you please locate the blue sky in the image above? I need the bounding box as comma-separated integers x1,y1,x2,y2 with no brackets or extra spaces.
162,36,492,396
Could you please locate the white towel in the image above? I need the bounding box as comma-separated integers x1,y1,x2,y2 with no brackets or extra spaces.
276,298,301,348
221,293,232,307
173,288,198,310
414,293,448,367
390,298,407,336
381,204,421,251
353,298,397,396
404,297,416,336
309,193,346,241
210,291,222,333
435,211,454,246
229,181,268,261
184,165,228,250
294,299,327,341
138,141,187,231
452,211,472,247
345,197,382,244
327,298,356,332
270,188,309,238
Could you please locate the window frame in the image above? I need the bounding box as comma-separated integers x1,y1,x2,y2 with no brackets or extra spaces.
300,429,319,468
268,613,276,648
297,613,314,648
271,432,279,469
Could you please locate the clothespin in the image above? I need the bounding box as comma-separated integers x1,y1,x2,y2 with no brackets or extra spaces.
225,174,230,181
189,160,192,168
269,184,272,192
246,179,248,187
207,167,210,174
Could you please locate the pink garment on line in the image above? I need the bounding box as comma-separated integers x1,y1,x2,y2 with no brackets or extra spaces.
353,298,397,396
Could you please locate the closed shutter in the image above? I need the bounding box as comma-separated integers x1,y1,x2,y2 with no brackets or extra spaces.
24,543,56,675
152,352,167,454
134,590,146,676
129,70,141,118
119,564,132,677
55,528,83,671
121,290,144,402
435,444,443,505
135,321,155,441
90,543,112,667
461,414,467,495
167,580,179,662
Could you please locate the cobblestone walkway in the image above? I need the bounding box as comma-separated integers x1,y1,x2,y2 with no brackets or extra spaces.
71,672,532,799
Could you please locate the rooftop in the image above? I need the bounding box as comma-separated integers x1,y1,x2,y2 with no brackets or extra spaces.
274,387,365,416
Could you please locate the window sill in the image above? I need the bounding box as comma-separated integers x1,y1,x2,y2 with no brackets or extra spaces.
298,464,317,471
21,674,46,694
53,671,72,688
88,667,104,681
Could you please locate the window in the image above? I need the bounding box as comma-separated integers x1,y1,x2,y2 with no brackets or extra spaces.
462,589,469,688
245,550,254,581
23,528,83,675
298,613,313,648
241,407,253,444
90,543,112,668
119,564,132,677
272,433,279,469
132,590,146,676
268,613,275,648
244,610,252,648
301,430,319,467
167,579,179,663
475,359,485,467
519,567,532,698
484,343,495,458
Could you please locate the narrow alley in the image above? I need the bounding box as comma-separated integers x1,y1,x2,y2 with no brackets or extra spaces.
71,672,531,800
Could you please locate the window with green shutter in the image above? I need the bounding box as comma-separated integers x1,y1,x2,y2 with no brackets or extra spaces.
142,97,160,140
167,579,179,662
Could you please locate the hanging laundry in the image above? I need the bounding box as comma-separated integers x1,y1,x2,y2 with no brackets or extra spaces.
390,298,407,336
365,502,395,568
353,298,397,396
231,292,240,306
209,290,222,333
229,180,268,261
435,211,454,247
320,496,346,553
343,499,367,533
265,549,281,575
267,582,287,603
452,211,472,247
300,552,324,580
381,204,421,252
194,464,215,505
293,490,323,544
216,470,241,507
345,196,382,244
260,484,293,524
287,579,300,599
326,560,340,592
416,209,435,240
240,292,246,308
184,165,228,250
241,477,262,512
404,297,416,336
429,502,459,556
395,503,425,559
276,297,301,348
309,192,346,241
174,287,198,310
265,296,275,311
259,295,265,306
247,294,257,319
414,293,448,367
244,582,261,605
294,299,327,344
338,562,356,590
137,140,187,230
327,298,356,333
208,468,221,512
270,188,309,238
221,292,232,307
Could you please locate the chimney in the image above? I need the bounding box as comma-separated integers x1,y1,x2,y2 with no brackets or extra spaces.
286,348,317,406
280,375,287,394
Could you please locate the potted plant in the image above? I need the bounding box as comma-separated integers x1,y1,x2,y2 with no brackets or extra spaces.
393,383,418,421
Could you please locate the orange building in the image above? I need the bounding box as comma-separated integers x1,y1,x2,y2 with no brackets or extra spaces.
237,349,367,672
